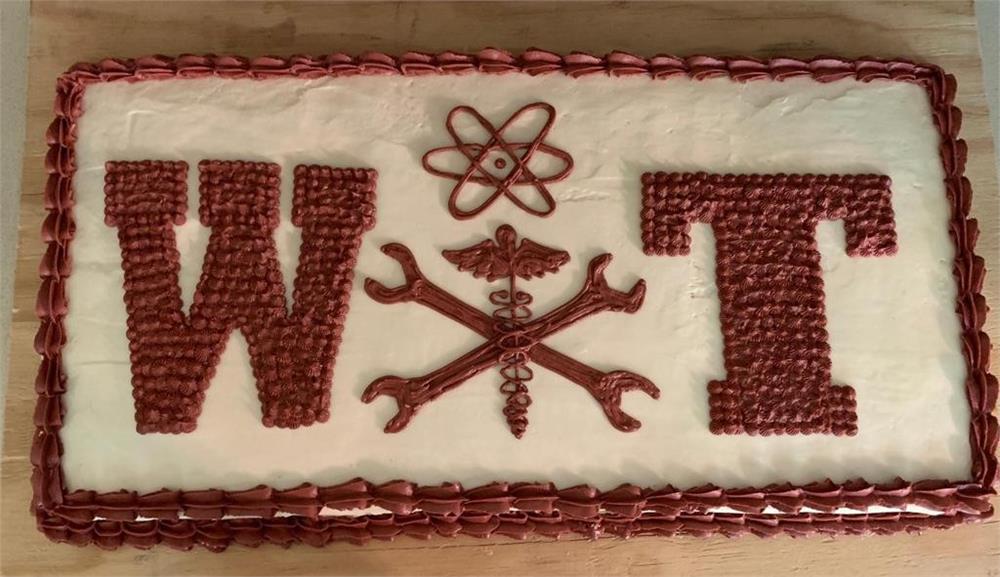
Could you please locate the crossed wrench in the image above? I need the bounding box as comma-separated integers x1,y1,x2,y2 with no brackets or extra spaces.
363,244,661,434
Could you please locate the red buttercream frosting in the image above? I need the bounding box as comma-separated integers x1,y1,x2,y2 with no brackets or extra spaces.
30,49,997,549
363,225,657,437
103,160,376,433
641,173,897,436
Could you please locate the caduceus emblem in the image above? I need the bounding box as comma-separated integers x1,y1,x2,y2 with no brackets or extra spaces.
441,225,569,436
363,225,660,438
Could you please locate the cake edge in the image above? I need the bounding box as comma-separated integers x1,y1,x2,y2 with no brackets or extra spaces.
28,49,998,549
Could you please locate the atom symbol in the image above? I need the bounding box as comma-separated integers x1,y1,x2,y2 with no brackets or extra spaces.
422,102,575,220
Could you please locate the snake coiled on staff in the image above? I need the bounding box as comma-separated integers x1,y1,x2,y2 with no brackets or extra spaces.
490,277,535,438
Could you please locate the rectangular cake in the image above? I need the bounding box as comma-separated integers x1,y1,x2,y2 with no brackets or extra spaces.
31,50,997,549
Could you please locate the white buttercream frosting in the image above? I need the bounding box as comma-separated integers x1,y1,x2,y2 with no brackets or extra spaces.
60,73,969,494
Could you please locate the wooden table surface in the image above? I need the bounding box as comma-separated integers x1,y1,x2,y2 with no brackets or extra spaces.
3,1,998,575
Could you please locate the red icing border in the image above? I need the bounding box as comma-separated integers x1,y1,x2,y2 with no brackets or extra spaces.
31,49,997,549
36,511,982,550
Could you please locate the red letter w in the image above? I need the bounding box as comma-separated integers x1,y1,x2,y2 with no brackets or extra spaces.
104,160,376,433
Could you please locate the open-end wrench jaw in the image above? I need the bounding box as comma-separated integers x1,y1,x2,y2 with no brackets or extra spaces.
582,254,646,314
364,243,428,303
361,374,417,433
597,371,662,432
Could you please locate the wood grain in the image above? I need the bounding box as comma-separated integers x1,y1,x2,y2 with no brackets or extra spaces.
3,1,998,575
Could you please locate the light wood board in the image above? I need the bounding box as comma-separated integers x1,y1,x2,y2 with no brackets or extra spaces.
3,1,998,575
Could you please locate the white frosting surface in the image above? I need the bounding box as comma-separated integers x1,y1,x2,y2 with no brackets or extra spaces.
60,74,970,494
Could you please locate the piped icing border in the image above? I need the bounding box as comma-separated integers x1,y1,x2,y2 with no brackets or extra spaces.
38,511,981,551
30,49,997,549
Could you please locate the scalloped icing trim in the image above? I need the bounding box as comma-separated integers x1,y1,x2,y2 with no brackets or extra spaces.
37,511,983,551
31,48,998,547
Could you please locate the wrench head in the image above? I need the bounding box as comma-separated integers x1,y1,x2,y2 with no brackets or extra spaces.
364,243,428,303
598,370,661,432
362,375,417,433
364,277,424,304
582,254,647,313
380,243,427,283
